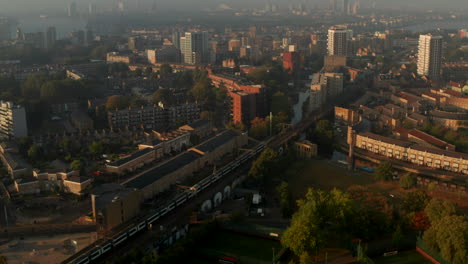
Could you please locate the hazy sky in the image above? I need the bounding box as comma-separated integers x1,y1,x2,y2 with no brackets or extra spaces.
0,0,467,14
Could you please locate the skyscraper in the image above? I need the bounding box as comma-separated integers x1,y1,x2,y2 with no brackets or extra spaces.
68,2,78,17
327,27,353,56
417,34,443,81
172,31,181,50
88,3,97,15
0,18,11,41
180,31,209,65
341,0,349,14
330,0,337,11
46,27,56,49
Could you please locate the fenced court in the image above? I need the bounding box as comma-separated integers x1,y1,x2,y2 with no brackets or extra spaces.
196,230,281,264
372,250,432,264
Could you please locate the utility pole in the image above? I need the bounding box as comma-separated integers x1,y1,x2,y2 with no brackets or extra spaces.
272,247,275,264
269,111,273,137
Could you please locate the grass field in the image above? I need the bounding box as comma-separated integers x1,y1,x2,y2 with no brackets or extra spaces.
285,159,375,199
372,250,430,264
196,231,280,264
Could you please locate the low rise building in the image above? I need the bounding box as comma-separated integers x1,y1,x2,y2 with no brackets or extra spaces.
91,184,142,231
179,119,213,140
124,130,247,200
294,140,318,159
106,52,135,64
334,106,359,125
430,110,468,130
14,170,92,195
407,129,456,151
105,148,156,175
124,150,202,200
350,130,468,175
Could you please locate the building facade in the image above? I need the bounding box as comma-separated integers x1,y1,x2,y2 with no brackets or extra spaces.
350,131,468,175
180,31,209,65
0,101,28,139
417,34,443,81
328,27,352,56
108,103,200,131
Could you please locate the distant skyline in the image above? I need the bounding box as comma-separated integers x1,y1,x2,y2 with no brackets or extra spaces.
0,0,467,15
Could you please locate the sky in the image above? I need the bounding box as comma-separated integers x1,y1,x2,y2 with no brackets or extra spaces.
0,0,467,14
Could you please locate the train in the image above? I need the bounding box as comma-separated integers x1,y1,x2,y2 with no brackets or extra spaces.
72,142,266,264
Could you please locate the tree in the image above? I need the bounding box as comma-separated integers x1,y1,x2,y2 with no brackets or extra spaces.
189,79,216,109
410,211,431,233
392,225,404,248
427,182,436,193
90,45,112,60
374,161,394,181
281,188,352,256
249,117,269,139
347,185,394,239
423,215,467,264
226,121,246,132
299,252,314,264
144,67,153,77
89,141,105,157
276,181,292,218
248,148,279,181
106,95,130,110
159,64,173,76
401,190,430,213
401,119,414,129
424,198,457,224
71,159,84,172
247,67,268,83
130,97,148,108
271,91,291,118
152,88,173,106
313,120,334,154
400,173,416,189
27,145,42,161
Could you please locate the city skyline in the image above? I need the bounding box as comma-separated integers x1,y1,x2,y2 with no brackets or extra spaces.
1,0,468,14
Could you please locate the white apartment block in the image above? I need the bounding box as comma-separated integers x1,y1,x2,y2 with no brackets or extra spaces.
328,27,353,56
180,31,209,65
0,101,28,139
417,34,443,81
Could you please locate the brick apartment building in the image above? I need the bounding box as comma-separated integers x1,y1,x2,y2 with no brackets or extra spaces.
108,103,200,131
208,71,268,125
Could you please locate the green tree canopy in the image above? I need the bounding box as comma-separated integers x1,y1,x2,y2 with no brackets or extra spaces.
248,148,279,181
249,117,269,139
347,185,394,239
424,198,457,224
276,181,293,218
27,145,42,161
70,159,84,172
281,188,352,256
159,64,173,76
400,172,416,189
313,120,334,154
106,95,131,110
374,161,394,181
423,215,467,264
89,141,105,156
152,88,173,106
401,189,430,213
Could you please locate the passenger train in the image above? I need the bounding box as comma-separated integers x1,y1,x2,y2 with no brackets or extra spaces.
72,142,266,264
